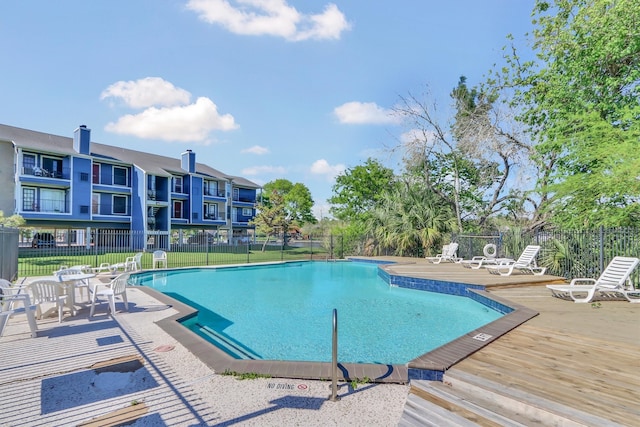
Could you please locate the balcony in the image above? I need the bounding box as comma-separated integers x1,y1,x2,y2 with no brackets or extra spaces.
204,189,226,198
22,166,70,180
204,214,224,221
23,198,69,214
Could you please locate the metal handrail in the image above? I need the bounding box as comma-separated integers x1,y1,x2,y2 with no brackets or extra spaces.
329,308,340,401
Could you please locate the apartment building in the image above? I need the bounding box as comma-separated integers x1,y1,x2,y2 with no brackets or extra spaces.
0,124,260,249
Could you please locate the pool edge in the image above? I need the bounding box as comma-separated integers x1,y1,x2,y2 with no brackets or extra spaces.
132,261,537,385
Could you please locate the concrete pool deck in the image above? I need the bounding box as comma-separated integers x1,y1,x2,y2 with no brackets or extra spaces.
1,258,638,425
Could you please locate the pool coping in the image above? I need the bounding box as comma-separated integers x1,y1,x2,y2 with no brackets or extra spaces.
135,260,538,384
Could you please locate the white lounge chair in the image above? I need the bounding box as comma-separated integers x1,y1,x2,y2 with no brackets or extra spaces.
426,243,462,264
92,262,117,275
89,274,129,317
485,245,546,276
461,243,500,269
152,250,167,269
546,256,640,303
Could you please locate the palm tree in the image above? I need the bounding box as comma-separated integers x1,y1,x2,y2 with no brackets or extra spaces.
365,180,456,256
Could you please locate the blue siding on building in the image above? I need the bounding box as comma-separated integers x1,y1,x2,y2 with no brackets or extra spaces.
3,124,259,243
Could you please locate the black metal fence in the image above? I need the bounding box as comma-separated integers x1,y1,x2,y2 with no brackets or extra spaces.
454,227,640,283
14,226,640,283
17,230,344,278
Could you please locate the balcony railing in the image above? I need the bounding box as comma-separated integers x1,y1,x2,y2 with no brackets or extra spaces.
22,167,70,180
24,198,69,214
204,189,225,197
204,214,224,221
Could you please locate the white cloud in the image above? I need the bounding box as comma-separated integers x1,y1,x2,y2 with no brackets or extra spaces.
333,101,400,125
186,0,351,41
310,159,345,181
104,97,238,142
241,145,270,155
100,77,191,108
241,165,287,175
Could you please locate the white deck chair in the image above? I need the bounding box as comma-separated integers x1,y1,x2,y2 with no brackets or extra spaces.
547,256,640,303
152,250,167,269
461,244,499,269
29,280,70,322
426,243,462,264
89,274,129,317
92,262,117,275
485,245,545,276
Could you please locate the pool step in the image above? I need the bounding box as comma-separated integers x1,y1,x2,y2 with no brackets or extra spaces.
197,324,261,360
399,369,622,427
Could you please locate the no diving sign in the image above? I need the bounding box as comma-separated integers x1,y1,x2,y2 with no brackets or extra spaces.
267,382,309,391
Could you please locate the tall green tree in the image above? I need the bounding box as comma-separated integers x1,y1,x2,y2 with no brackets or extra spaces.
251,191,287,251
262,179,316,225
499,0,640,227
328,158,395,223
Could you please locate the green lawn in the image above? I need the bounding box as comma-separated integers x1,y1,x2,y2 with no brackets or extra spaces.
18,245,330,278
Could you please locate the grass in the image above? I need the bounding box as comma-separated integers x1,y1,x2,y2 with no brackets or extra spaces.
18,245,331,278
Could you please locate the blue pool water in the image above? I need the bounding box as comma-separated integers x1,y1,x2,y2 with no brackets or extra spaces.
132,261,502,364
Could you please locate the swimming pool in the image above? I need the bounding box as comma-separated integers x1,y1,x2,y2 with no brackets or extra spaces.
131,261,502,365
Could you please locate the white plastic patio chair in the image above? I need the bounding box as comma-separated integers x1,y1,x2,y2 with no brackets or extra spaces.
485,245,546,276
0,279,29,311
152,250,167,269
547,256,640,303
0,289,38,338
29,280,70,322
89,274,129,317
125,252,143,272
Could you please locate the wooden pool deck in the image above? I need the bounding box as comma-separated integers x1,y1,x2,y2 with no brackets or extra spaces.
375,257,639,426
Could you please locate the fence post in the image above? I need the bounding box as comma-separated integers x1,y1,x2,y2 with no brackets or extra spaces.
599,225,604,272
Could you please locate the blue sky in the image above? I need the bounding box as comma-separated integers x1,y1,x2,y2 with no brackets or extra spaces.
0,1,534,218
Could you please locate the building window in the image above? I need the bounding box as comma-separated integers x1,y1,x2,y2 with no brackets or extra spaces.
113,166,128,186
204,180,218,196
233,188,239,201
23,188,36,211
173,177,183,193
93,163,101,184
112,195,128,215
242,208,252,216
23,153,36,175
204,203,217,219
92,193,100,214
173,201,183,218
40,189,65,212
